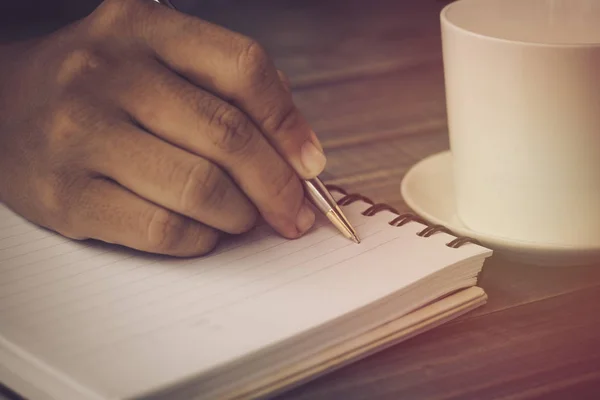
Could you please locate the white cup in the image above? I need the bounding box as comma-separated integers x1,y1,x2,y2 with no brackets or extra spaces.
440,0,600,247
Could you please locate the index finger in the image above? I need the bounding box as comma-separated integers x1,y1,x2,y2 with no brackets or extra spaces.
114,0,327,179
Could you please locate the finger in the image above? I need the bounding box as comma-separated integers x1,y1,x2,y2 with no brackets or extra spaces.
87,118,258,235
119,0,326,178
108,60,314,238
63,177,220,257
277,69,292,93
274,73,321,148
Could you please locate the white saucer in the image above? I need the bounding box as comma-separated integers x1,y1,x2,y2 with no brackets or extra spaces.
400,150,600,267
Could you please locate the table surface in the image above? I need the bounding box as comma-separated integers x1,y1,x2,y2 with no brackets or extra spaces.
188,1,600,399
3,1,600,399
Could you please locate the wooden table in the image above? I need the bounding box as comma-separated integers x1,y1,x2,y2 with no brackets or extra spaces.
2,0,600,399
188,1,600,399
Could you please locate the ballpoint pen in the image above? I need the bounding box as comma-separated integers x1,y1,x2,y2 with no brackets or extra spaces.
152,0,361,244
301,178,360,243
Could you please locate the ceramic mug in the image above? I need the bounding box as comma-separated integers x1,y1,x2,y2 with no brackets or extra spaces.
440,0,600,247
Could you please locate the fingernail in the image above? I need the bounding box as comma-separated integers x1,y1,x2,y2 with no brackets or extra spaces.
301,139,327,177
296,202,315,235
309,130,324,152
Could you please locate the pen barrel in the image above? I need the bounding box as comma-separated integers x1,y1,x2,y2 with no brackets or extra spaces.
153,0,176,9
303,178,360,243
303,179,336,214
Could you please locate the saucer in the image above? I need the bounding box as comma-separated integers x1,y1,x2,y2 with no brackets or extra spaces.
400,150,600,266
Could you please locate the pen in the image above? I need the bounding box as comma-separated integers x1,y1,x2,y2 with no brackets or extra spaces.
152,0,361,244
302,178,360,243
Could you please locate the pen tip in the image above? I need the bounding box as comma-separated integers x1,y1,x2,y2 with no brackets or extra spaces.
352,235,361,244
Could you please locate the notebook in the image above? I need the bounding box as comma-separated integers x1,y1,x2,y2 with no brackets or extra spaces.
0,185,492,400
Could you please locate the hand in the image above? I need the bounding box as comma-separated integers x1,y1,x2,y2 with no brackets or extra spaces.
0,0,326,256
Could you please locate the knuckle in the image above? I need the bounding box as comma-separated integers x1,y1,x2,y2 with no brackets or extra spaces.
260,103,299,136
144,208,220,256
41,102,77,147
90,0,145,33
207,104,255,154
179,163,228,214
97,0,128,14
43,93,101,153
236,38,272,88
145,208,188,253
56,48,105,86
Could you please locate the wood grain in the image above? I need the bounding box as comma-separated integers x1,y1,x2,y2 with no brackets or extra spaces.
279,285,600,400
186,1,600,398
183,0,450,88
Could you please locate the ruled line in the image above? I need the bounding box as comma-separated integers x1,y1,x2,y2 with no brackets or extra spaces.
0,225,274,315
64,227,391,359
5,224,296,326
16,223,342,335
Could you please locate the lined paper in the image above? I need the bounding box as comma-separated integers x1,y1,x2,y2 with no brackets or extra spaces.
0,197,490,400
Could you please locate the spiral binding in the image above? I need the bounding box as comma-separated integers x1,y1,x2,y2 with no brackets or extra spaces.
325,184,480,249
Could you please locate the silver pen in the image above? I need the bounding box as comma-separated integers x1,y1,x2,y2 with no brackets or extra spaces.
152,0,361,244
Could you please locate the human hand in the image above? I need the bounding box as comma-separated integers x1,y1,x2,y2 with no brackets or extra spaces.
0,0,326,256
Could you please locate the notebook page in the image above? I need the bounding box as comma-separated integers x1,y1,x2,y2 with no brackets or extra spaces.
0,197,490,400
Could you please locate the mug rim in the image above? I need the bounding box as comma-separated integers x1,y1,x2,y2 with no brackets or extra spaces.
441,0,600,48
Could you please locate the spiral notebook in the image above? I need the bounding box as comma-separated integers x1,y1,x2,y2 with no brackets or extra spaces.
0,185,492,400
